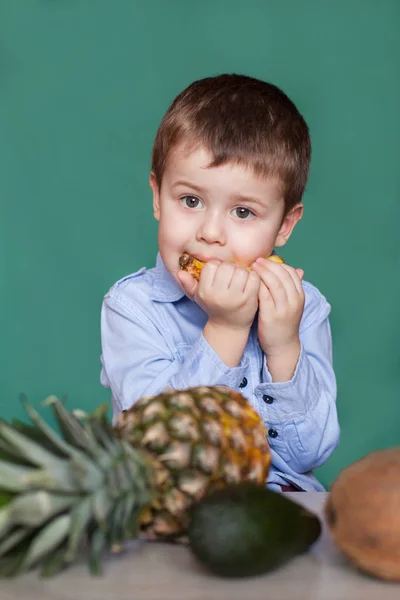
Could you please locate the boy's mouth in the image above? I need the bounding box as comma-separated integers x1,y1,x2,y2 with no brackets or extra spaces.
192,254,223,263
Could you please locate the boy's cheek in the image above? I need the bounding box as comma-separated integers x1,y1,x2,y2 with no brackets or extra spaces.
231,246,273,269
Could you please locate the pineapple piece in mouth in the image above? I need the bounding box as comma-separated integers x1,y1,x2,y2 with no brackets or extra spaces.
179,252,284,281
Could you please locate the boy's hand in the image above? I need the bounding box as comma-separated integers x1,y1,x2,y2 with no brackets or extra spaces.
251,257,305,363
177,260,261,331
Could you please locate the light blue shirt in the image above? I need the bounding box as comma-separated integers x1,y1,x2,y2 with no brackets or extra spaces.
100,252,340,492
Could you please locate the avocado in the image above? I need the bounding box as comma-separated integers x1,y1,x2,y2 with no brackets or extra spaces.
188,482,321,578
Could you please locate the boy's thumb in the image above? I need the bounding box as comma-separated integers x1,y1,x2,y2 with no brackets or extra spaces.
176,270,198,299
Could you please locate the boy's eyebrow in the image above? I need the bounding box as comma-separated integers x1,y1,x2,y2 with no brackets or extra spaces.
232,192,267,208
171,180,204,193
172,180,267,208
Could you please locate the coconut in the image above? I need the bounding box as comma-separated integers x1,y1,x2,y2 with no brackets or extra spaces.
325,447,400,581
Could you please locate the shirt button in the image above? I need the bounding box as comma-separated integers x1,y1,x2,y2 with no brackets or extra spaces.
239,377,248,389
268,428,278,438
263,394,274,404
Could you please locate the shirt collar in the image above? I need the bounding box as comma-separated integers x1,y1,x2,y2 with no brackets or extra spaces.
149,249,280,303
149,252,186,302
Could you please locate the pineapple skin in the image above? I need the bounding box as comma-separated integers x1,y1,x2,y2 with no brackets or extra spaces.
179,252,284,281
114,386,271,540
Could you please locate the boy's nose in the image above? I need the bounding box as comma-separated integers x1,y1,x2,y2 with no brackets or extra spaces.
196,215,226,245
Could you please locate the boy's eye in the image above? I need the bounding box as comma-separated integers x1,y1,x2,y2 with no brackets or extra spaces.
181,195,203,209
233,207,255,220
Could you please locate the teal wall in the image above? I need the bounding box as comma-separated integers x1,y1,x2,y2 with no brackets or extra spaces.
1,0,399,488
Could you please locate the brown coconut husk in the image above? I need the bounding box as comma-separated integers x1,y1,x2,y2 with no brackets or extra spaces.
325,447,400,582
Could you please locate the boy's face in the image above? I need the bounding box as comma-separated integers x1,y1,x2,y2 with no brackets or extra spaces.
150,142,303,284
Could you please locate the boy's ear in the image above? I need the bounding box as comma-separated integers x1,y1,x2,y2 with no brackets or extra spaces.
150,172,161,221
274,203,304,247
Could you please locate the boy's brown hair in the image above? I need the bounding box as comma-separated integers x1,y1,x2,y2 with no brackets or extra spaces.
151,73,311,216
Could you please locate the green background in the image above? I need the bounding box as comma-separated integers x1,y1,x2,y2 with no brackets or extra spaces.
1,0,399,488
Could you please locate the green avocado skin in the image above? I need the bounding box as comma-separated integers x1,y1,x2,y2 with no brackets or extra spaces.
188,483,321,578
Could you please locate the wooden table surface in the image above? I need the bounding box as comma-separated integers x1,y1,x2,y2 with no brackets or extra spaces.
1,492,399,600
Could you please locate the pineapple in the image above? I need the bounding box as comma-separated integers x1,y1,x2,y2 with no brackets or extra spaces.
114,386,271,539
179,252,285,281
0,386,270,577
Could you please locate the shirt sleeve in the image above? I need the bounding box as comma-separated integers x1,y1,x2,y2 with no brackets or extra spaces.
100,291,250,419
254,284,340,474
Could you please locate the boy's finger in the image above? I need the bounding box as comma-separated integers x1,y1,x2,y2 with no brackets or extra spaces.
280,264,304,294
229,266,251,291
295,268,304,280
244,270,261,295
251,260,289,307
212,261,236,288
176,270,198,299
199,260,221,289
263,259,304,295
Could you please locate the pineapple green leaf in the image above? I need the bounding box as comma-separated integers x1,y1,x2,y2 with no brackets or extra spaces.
88,528,106,576
0,529,36,578
0,435,32,467
75,403,116,452
0,454,81,495
0,553,25,578
22,463,77,493
0,394,159,578
90,405,114,440
87,418,118,456
0,527,33,558
0,491,13,508
120,440,155,495
0,460,39,493
91,487,112,529
80,424,109,466
59,394,68,405
45,396,99,455
115,462,131,493
9,491,77,528
0,420,63,470
64,497,92,563
13,400,104,493
79,403,110,428
109,500,125,549
125,506,141,540
0,506,12,538
12,417,65,459
20,397,80,459
75,404,115,449
40,543,68,578
20,514,71,572
105,465,120,500
118,492,138,540
69,454,103,492
90,403,110,421
18,393,29,404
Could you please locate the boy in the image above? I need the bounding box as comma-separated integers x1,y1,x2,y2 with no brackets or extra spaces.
100,73,340,492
